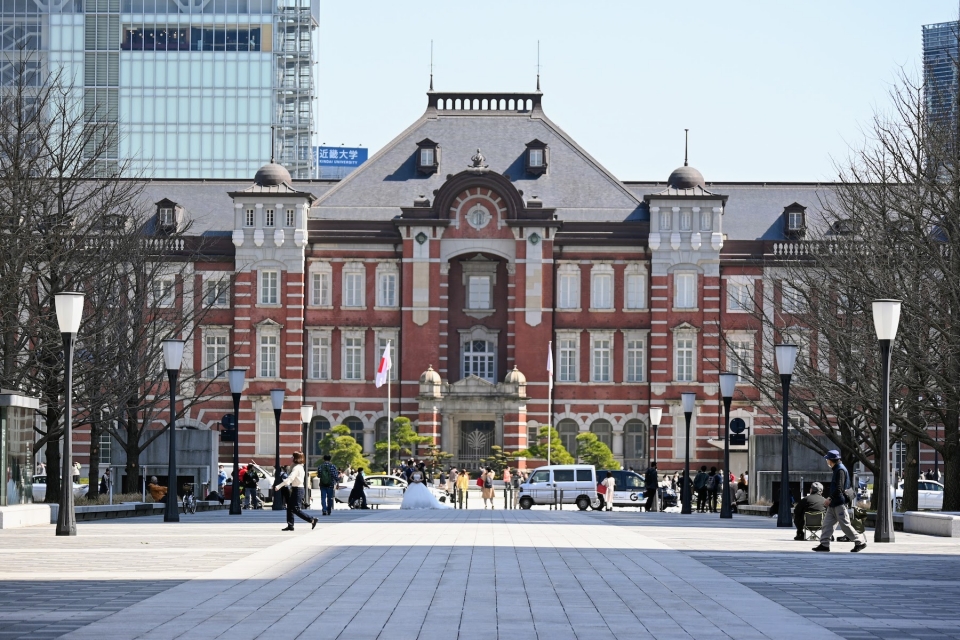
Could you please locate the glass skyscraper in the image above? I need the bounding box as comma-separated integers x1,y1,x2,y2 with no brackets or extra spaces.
1,0,316,179
923,21,959,126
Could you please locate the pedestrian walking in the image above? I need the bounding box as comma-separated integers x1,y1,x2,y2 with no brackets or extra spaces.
273,452,317,532
447,468,458,495
644,461,658,512
456,468,470,507
317,454,338,515
694,466,709,512
349,467,370,509
72,461,81,484
812,450,867,552
98,469,111,495
481,467,495,508
511,469,523,508
601,471,616,511
706,466,722,513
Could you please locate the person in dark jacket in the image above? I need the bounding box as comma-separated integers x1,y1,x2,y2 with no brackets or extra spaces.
707,467,722,513
349,467,370,509
813,450,867,552
644,462,658,512
693,466,709,512
793,482,827,540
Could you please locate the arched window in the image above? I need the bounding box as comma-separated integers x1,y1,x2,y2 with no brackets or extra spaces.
591,419,613,449
375,417,389,442
310,417,330,455
462,339,495,382
556,419,579,455
624,419,648,464
343,416,364,443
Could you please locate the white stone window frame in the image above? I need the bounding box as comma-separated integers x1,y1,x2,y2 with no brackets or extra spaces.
307,327,332,380
341,262,367,310
202,326,230,379
555,330,580,383
201,272,231,309
375,328,400,381
461,257,497,319
671,323,699,383
256,321,281,379
673,403,697,459
152,273,176,308
375,262,400,310
340,328,365,382
256,409,277,455
659,209,672,231
700,207,713,231
284,206,295,228
781,329,813,374
781,281,804,314
258,269,280,307
589,263,614,312
589,329,614,383
264,207,275,228
459,325,499,382
679,210,692,231
726,275,754,313
725,331,755,383
556,262,581,311
244,207,255,228
308,262,332,308
623,263,647,311
673,271,698,311
623,329,649,383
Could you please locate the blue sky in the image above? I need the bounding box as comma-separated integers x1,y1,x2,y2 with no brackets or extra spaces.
317,2,957,182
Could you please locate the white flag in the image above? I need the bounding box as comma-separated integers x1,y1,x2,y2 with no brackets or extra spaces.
375,341,392,388
547,341,553,390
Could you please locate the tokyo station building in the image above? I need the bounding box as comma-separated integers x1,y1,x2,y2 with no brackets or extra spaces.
116,89,833,485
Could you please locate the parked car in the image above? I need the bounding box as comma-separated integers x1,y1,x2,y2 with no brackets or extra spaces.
895,480,944,511
594,469,646,509
30,476,88,501
518,465,599,511
334,474,447,507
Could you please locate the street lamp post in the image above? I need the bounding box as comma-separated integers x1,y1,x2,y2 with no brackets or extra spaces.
775,343,798,528
227,369,245,516
680,393,696,515
300,404,314,509
54,292,84,537
649,407,662,512
271,388,285,510
162,339,185,523
718,373,738,519
873,299,902,543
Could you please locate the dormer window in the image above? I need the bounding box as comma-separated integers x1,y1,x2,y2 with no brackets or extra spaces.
416,138,440,175
159,208,173,226
783,203,806,238
155,198,181,234
525,139,548,175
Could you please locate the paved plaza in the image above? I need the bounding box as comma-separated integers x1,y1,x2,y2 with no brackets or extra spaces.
1,506,959,640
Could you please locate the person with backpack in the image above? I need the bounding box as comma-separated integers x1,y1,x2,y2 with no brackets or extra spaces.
317,454,338,516
812,450,867,552
243,463,261,509
693,466,709,512
706,467,722,513
481,466,495,509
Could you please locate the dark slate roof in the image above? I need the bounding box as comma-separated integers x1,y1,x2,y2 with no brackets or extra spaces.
313,93,642,222
625,182,837,241
135,180,336,235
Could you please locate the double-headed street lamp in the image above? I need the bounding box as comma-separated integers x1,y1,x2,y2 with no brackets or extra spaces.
718,372,738,519
680,393,696,515
300,404,314,508
649,407,662,512
162,339,185,523
54,292,84,537
227,368,245,516
775,343,798,528
873,299,901,543
271,388,285,510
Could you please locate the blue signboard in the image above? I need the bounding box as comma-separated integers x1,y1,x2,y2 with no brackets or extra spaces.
314,146,367,168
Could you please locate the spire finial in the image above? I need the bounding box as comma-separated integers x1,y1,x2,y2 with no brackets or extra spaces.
270,124,276,164
684,128,689,166
536,40,541,91
429,40,434,91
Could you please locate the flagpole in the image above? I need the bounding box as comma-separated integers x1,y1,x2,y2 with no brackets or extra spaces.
387,341,391,475
547,340,552,467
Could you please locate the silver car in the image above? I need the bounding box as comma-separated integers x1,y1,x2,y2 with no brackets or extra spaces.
30,476,89,502
895,480,944,511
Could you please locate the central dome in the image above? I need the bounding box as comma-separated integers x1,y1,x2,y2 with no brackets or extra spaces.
254,162,292,187
667,165,705,190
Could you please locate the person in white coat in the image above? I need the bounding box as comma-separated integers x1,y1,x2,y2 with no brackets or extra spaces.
602,471,616,511
273,452,318,532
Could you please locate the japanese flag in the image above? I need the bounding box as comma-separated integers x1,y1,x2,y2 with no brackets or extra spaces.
375,341,392,388
547,341,553,390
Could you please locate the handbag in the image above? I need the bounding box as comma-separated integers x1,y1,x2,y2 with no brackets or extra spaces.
476,477,483,488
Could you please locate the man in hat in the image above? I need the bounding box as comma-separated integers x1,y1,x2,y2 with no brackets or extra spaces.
812,450,867,552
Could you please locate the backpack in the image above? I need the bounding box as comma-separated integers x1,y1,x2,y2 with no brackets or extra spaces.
483,477,492,489
319,464,334,488
706,475,717,491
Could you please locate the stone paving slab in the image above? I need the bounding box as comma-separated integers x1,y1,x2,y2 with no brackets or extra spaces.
2,508,959,639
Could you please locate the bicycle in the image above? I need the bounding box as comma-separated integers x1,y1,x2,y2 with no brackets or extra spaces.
182,482,197,514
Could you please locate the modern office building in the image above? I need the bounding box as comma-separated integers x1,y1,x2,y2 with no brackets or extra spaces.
923,20,959,125
0,0,317,179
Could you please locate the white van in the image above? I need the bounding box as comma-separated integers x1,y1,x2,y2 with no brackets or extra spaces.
517,465,599,511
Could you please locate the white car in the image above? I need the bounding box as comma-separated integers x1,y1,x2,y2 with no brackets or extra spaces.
518,464,600,511
246,462,276,498
30,476,89,502
895,480,944,511
335,474,448,507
